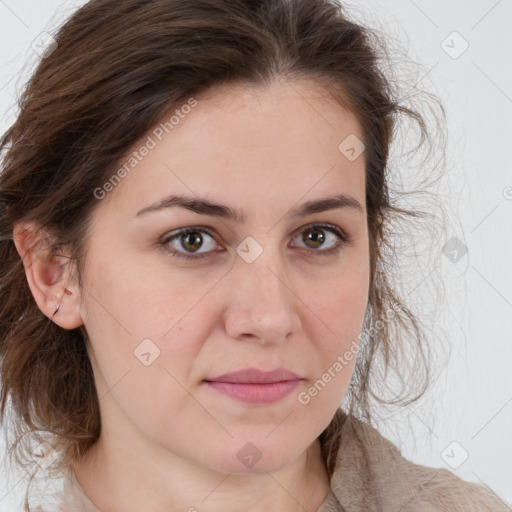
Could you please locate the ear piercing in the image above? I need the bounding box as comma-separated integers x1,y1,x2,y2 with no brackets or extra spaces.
51,289,68,318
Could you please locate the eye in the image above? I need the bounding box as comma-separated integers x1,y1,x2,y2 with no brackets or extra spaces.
290,224,349,255
160,226,221,260
159,223,351,260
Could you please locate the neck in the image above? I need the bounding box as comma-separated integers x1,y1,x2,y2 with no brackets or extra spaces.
73,427,331,512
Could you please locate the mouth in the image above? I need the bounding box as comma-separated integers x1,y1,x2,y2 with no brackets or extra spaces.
204,367,303,404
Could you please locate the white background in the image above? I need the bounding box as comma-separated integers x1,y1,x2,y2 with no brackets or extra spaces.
0,0,511,510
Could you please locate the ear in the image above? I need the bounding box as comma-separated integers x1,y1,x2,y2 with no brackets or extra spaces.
13,221,84,330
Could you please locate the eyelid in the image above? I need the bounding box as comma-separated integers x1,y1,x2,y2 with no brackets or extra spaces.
291,221,350,241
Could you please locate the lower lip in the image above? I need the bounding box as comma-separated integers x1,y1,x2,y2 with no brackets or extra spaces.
205,379,301,404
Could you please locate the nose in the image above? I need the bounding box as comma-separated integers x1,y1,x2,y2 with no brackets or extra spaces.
223,250,302,345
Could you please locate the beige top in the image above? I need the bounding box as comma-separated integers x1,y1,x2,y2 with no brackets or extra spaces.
30,467,103,512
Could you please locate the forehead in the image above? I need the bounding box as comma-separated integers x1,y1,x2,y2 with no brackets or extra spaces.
191,78,362,141
99,77,366,217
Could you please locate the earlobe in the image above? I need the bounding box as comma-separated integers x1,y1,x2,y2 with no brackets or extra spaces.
12,221,84,330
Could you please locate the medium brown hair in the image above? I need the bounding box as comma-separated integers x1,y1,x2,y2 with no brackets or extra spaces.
0,0,446,506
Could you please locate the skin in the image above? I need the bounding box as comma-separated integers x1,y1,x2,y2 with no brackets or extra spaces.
13,77,370,512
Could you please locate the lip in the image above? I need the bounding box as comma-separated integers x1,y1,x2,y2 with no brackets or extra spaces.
204,368,302,404
206,368,301,384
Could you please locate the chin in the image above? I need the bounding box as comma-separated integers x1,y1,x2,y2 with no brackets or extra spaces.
205,440,305,475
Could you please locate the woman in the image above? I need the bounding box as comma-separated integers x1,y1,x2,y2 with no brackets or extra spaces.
0,0,508,511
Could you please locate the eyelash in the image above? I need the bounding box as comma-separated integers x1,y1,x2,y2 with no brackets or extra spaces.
159,223,352,261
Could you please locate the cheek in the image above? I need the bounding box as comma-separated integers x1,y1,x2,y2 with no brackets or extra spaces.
80,256,210,409
313,265,369,341
305,272,368,407
289,261,368,397
83,244,198,342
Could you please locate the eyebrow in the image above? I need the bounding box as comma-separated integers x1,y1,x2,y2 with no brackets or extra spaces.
135,193,364,222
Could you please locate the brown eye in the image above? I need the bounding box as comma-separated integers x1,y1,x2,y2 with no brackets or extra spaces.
290,224,348,255
161,227,220,259
302,227,326,249
181,231,204,252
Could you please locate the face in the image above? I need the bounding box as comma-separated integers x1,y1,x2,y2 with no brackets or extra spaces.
77,78,369,474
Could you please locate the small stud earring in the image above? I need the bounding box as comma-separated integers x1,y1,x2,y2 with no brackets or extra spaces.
52,303,60,317
51,289,69,318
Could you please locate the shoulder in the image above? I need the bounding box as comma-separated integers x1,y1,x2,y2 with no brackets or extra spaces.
326,411,510,512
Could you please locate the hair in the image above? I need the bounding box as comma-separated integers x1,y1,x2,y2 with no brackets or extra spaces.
0,0,447,508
